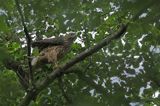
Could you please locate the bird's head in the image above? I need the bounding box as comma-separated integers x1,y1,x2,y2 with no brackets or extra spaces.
64,32,76,42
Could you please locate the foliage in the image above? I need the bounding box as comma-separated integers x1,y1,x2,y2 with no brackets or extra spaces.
0,71,24,106
0,0,159,106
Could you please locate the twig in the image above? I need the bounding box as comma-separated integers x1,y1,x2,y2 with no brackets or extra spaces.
14,0,33,84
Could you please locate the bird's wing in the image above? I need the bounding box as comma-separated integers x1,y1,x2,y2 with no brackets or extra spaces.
32,37,64,47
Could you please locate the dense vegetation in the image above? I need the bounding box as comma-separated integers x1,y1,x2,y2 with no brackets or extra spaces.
0,0,159,106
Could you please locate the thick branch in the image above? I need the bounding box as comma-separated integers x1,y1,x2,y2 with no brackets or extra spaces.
19,24,127,106
15,0,33,83
19,89,38,106
38,24,127,89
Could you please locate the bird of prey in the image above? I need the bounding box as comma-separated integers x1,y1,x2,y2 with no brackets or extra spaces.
31,32,76,67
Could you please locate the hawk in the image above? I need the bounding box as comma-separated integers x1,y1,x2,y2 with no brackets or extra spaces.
31,32,76,67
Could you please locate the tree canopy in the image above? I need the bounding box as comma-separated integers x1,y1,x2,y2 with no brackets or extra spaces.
0,0,160,106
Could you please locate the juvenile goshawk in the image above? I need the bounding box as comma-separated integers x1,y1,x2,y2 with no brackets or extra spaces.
31,33,76,66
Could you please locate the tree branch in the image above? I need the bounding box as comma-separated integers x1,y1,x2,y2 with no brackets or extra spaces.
19,88,38,106
19,24,127,106
14,0,33,84
37,24,127,88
